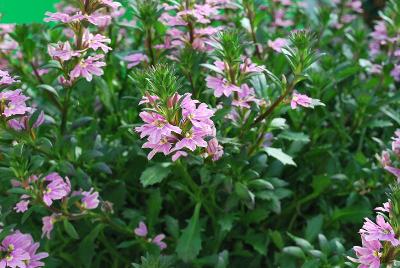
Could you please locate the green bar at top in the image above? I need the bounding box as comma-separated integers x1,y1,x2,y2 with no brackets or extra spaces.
0,0,58,24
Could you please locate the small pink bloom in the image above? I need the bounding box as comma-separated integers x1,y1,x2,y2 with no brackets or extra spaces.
83,31,112,53
291,92,312,109
205,76,240,97
42,215,56,239
48,41,80,61
174,129,208,151
134,221,148,237
135,112,182,144
42,173,71,207
81,188,100,209
348,236,381,268
360,215,399,246
85,13,112,27
206,138,223,161
152,234,167,250
142,138,173,160
172,151,188,161
375,201,391,213
70,55,106,82
14,200,30,213
124,53,149,68
268,38,288,52
44,11,84,23
100,0,121,9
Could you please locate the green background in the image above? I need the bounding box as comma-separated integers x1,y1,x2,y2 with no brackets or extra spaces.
0,0,58,23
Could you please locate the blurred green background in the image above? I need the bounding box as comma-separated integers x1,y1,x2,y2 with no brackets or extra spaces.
0,0,58,23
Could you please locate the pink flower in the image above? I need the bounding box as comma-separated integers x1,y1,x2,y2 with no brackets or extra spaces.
273,9,293,27
85,13,112,27
100,0,122,10
347,0,363,13
240,58,264,73
8,111,45,131
181,94,214,128
83,31,112,53
0,89,31,117
348,236,381,268
152,234,167,250
390,65,400,82
174,128,208,151
44,11,84,23
0,70,18,85
384,165,400,181
42,215,56,239
160,13,187,27
291,92,312,109
42,173,71,207
81,188,100,209
378,150,391,167
206,138,223,161
205,76,240,97
232,84,259,108
25,240,49,268
70,55,106,82
172,151,188,161
360,215,399,246
0,232,33,268
375,201,391,213
268,38,288,52
142,138,173,160
48,41,80,61
134,221,148,237
14,200,30,213
124,53,149,68
135,112,182,144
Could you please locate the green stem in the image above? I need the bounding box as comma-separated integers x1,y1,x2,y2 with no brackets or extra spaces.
60,86,73,135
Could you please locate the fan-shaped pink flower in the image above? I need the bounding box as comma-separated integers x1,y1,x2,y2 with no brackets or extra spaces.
70,55,106,82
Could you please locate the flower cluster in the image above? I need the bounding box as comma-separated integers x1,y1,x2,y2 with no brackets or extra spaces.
158,1,233,52
45,0,121,83
11,172,100,239
136,92,222,161
368,1,400,82
0,69,45,133
0,24,20,70
0,231,48,268
331,0,363,29
134,221,167,250
349,130,400,267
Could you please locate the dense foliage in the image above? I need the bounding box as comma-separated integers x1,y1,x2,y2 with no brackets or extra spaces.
0,0,400,267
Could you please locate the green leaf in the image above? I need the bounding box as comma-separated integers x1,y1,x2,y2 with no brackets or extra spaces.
305,215,323,241
78,224,104,267
147,189,162,228
288,233,313,250
176,203,202,262
7,188,29,195
140,163,171,187
278,131,310,143
264,147,296,166
63,220,79,239
282,246,305,259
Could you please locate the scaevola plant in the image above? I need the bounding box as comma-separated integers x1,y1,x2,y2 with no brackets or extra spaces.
45,0,119,133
